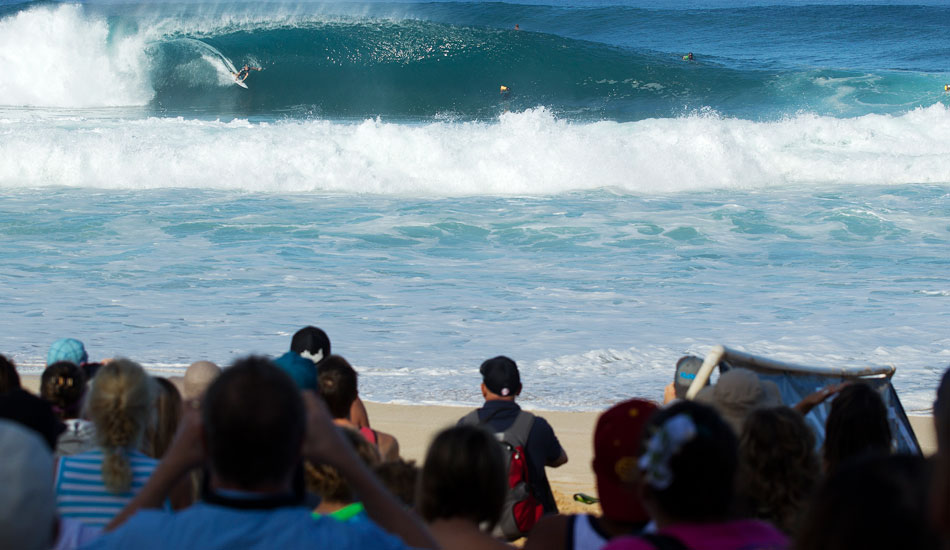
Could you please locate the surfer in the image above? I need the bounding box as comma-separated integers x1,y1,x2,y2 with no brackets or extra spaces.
233,64,262,83
514,24,520,30
682,52,694,61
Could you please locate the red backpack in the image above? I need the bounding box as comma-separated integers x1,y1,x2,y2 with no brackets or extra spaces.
461,409,545,540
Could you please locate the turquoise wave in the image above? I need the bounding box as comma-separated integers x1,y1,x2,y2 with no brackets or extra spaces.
147,19,946,121
5,1,949,119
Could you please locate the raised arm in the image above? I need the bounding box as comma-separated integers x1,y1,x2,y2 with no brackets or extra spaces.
794,381,851,416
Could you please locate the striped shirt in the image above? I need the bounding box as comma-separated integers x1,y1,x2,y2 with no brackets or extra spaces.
54,449,159,527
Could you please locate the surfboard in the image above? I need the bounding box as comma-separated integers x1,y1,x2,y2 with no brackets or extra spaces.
234,78,248,89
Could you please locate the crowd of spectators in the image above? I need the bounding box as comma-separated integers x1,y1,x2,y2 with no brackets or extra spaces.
0,328,944,550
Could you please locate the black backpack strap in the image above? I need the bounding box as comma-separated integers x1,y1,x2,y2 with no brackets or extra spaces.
639,533,691,550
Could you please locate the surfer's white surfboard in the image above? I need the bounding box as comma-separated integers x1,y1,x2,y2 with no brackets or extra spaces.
235,78,248,89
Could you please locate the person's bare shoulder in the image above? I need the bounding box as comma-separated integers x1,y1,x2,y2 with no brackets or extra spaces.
377,430,401,461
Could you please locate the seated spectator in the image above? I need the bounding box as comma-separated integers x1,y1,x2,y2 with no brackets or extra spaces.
663,355,706,404
41,361,96,456
318,355,400,461
0,418,57,549
822,383,891,474
796,454,937,550
0,354,21,394
275,326,369,428
374,458,419,509
47,338,89,366
526,399,658,550
42,361,87,421
931,367,950,538
694,368,782,436
0,387,65,450
148,377,194,511
0,419,100,550
736,407,819,536
86,355,436,549
603,400,788,550
182,360,220,402
146,377,182,459
54,358,159,527
306,425,381,519
418,425,511,550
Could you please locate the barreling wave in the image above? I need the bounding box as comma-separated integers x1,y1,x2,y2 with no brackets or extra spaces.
1,2,947,120
3,105,950,194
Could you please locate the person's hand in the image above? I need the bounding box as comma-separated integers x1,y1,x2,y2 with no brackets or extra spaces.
794,381,851,415
301,391,353,467
162,401,206,472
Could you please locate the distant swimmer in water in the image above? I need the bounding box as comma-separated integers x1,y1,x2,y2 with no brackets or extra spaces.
945,84,950,92
232,64,262,83
514,24,520,30
682,52,694,61
500,85,510,95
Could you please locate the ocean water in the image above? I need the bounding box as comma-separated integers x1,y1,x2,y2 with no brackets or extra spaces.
1,0,948,412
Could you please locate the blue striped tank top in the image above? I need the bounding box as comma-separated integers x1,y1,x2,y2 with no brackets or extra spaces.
54,448,159,527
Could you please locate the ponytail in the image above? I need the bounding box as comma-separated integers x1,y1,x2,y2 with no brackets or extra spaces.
84,358,154,494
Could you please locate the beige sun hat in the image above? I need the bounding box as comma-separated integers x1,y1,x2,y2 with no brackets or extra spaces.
695,368,783,436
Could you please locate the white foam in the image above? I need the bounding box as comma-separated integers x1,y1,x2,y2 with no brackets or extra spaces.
3,105,950,194
0,4,153,108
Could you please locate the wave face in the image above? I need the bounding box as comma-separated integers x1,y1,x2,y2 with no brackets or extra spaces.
2,2,949,120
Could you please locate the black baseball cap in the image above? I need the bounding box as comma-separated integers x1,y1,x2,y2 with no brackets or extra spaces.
290,326,331,364
480,356,521,397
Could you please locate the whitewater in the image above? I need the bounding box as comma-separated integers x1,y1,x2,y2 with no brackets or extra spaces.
1,0,948,412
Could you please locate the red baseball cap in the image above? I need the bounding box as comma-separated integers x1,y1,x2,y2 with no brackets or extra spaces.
592,398,658,523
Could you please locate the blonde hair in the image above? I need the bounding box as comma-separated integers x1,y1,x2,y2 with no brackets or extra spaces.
84,358,155,494
305,427,380,503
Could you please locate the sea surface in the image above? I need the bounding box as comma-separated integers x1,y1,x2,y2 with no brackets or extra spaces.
1,0,948,412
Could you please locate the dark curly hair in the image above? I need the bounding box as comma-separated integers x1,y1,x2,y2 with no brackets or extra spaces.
40,361,87,420
737,406,819,535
